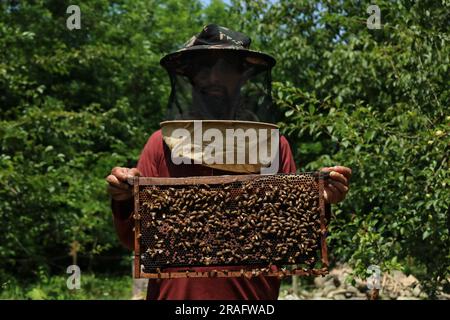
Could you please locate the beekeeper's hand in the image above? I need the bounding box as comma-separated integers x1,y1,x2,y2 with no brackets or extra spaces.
321,166,351,204
106,167,141,201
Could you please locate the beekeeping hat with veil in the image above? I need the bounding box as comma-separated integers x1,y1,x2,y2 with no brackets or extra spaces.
160,24,280,122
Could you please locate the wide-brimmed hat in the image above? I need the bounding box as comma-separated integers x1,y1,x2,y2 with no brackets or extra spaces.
160,24,276,76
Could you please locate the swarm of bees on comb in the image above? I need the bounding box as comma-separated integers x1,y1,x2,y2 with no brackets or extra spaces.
133,174,327,276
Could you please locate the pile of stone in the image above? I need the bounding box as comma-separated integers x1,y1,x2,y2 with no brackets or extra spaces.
281,265,367,300
280,264,449,300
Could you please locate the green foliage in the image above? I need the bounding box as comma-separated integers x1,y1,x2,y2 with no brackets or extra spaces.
259,0,449,295
0,0,211,282
1,272,132,300
1,0,448,297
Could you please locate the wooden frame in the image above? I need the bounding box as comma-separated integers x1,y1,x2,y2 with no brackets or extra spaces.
130,173,330,279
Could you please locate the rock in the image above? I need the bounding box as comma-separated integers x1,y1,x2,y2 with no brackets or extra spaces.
397,296,420,300
389,292,399,300
390,270,405,279
400,289,410,297
312,296,333,300
350,296,367,300
283,293,300,300
329,264,352,278
356,281,368,293
333,277,341,288
293,265,433,302
378,293,389,300
300,289,312,297
401,275,419,287
437,293,450,300
342,286,362,298
314,276,327,288
389,270,419,293
322,284,337,296
326,288,348,299
322,275,339,290
313,292,324,299
412,285,421,297
344,291,354,298
323,275,336,286
419,292,428,299
279,290,289,297
346,285,360,294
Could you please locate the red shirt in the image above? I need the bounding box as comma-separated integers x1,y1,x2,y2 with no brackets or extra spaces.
112,129,297,300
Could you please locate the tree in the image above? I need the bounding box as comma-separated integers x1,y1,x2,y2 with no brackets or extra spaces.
0,0,208,280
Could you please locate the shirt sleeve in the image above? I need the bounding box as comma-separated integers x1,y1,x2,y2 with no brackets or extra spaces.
111,130,163,250
136,130,163,177
111,199,135,250
279,135,297,174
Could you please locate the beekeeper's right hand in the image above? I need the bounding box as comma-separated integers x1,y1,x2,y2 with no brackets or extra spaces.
106,167,141,201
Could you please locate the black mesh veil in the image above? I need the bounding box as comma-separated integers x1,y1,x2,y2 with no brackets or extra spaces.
162,50,281,123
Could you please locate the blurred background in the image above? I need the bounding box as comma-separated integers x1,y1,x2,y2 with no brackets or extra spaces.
0,0,448,299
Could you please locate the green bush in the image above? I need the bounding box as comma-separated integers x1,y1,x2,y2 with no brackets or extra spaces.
1,272,132,300
248,0,449,295
0,0,199,280
0,0,239,286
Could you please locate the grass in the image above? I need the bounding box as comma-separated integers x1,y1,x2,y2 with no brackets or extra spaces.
1,273,133,300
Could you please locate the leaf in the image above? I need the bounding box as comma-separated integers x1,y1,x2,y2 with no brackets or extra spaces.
422,230,431,240
285,109,295,117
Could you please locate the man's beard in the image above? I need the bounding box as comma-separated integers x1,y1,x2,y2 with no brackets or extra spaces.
190,85,237,120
